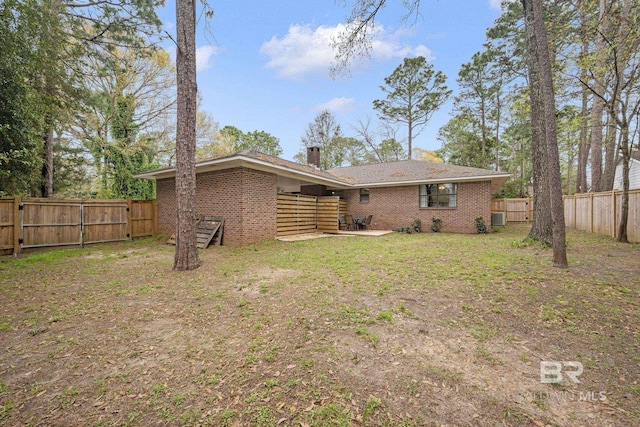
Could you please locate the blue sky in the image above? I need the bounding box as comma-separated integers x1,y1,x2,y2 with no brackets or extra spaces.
157,0,505,161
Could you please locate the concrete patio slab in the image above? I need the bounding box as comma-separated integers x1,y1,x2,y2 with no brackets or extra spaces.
276,230,393,242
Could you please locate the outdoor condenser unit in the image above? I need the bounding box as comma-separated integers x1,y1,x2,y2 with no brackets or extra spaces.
491,212,506,226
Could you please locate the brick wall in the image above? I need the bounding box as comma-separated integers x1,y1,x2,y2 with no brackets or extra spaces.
155,168,278,246
343,181,492,233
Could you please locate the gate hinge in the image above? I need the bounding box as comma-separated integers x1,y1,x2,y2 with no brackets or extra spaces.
18,204,24,210
18,238,24,244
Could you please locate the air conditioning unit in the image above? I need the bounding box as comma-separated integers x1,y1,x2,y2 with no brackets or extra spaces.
491,212,506,226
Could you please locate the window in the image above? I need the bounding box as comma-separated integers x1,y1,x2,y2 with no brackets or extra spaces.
419,183,457,208
360,188,370,203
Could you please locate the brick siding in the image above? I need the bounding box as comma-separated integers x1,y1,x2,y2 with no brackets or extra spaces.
343,181,492,233
155,167,277,246
156,172,492,246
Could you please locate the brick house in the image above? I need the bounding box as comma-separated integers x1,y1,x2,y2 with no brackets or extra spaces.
136,149,510,246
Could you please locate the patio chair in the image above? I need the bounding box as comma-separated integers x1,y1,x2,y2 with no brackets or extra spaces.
362,214,373,230
339,215,348,231
344,214,354,231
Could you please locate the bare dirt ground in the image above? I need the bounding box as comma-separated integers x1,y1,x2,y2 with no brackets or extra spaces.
0,225,638,426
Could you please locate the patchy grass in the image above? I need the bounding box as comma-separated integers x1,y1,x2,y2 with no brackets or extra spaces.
0,225,639,426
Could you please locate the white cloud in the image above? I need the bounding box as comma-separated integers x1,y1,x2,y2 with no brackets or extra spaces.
314,97,355,113
260,24,339,79
196,45,219,72
260,23,433,79
369,26,434,63
413,45,434,60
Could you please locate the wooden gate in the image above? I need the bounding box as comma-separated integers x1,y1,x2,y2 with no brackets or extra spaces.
21,201,83,248
20,200,129,248
82,203,129,244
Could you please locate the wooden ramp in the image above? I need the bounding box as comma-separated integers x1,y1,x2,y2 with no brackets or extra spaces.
167,216,224,249
196,217,224,248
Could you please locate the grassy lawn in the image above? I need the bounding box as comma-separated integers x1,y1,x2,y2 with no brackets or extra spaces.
0,225,638,426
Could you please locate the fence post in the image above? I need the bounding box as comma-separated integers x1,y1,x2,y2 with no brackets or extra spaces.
127,199,132,241
152,199,158,236
504,198,508,224
589,193,594,233
13,196,21,255
612,190,617,238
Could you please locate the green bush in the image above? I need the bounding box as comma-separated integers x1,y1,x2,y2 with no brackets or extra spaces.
475,217,487,234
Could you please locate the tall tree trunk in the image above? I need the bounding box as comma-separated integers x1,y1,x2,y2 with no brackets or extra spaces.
407,117,413,159
617,133,630,243
576,87,589,193
523,0,553,245
173,0,200,271
576,0,590,194
494,89,502,171
589,98,604,192
480,98,487,168
530,0,568,268
590,0,609,193
41,125,54,197
565,131,576,194
602,113,618,190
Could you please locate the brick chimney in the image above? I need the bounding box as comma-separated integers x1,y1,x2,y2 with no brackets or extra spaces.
307,146,320,169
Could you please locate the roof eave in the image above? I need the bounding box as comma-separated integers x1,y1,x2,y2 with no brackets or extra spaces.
135,156,511,193
340,174,512,191
134,154,350,188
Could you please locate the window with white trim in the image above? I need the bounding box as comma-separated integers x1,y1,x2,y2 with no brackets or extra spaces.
360,188,370,203
419,183,457,208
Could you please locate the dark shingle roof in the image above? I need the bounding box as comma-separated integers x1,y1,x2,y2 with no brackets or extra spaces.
136,150,511,192
327,160,508,185
238,150,341,182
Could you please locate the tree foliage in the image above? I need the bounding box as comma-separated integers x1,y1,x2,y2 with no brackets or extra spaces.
219,126,283,157
0,0,163,197
373,56,451,158
296,110,347,169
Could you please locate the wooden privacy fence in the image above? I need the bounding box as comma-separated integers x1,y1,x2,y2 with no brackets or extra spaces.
277,194,317,236
0,197,157,254
317,196,341,233
491,198,533,223
276,193,342,236
564,190,640,243
492,192,639,243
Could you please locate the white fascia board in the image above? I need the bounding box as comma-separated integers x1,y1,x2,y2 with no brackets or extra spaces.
349,174,512,188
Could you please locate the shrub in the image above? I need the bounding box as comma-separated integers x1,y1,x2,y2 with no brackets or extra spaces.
431,218,442,233
475,217,488,234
